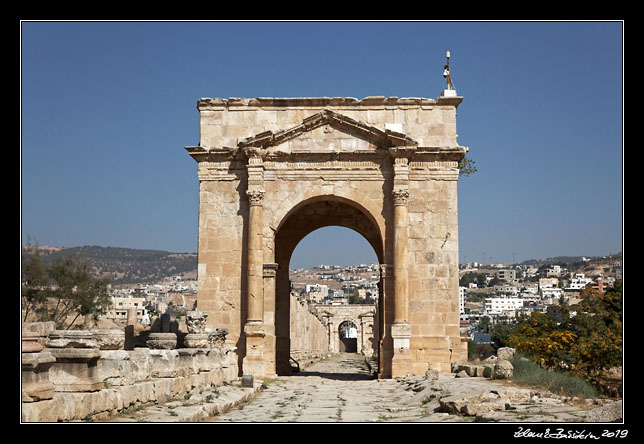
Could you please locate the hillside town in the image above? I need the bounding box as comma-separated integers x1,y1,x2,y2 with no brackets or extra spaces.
458,255,622,344
106,276,198,326
104,263,381,326
105,254,622,344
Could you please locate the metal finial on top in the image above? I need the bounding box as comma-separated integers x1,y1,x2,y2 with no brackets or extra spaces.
442,50,457,97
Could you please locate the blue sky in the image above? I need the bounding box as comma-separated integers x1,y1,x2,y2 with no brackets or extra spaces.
20,21,623,268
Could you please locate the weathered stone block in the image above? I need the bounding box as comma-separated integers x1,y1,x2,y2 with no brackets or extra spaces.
493,360,514,379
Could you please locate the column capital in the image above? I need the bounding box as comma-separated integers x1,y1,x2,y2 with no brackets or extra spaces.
242,146,267,162
263,263,279,277
392,189,409,206
379,263,393,277
246,189,265,206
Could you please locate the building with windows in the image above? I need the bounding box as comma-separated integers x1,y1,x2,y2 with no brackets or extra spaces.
305,284,328,303
496,269,516,281
484,296,525,315
565,273,592,290
107,296,150,325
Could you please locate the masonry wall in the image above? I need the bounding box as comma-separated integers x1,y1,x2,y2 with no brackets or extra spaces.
22,346,240,422
289,293,329,367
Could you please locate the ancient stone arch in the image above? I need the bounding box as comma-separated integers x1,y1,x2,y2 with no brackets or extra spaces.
186,95,469,378
317,304,377,357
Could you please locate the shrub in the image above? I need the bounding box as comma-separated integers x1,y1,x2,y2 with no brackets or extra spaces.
510,353,598,399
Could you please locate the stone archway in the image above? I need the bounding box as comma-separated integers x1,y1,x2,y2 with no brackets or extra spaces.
338,320,358,353
186,96,469,379
273,197,383,375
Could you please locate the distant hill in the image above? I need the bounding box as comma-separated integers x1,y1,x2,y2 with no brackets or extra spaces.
22,245,197,285
519,253,622,268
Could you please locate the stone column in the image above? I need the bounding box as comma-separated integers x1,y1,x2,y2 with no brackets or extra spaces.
246,191,264,323
392,188,410,325
243,152,268,377
390,154,413,377
260,263,278,377
245,152,265,324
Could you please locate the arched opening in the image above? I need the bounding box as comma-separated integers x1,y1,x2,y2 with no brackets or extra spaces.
274,197,384,376
338,320,358,353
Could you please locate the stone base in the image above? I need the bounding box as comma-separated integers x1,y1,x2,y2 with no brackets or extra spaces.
91,329,125,350
47,348,103,392
183,333,209,348
146,333,177,350
390,323,413,378
21,351,56,402
242,322,276,378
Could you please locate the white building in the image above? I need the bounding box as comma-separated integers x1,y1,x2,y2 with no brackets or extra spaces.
546,265,563,277
459,287,466,314
305,284,328,303
484,296,525,315
520,293,541,304
565,273,592,290
540,287,564,299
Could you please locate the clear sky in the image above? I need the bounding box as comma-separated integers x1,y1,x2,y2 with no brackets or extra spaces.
20,21,623,268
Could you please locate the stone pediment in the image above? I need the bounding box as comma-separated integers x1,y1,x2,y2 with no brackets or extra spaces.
238,109,418,151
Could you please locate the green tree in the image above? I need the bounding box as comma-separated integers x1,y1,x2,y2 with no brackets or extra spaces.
21,246,112,329
479,315,491,333
459,272,487,288
565,281,622,384
491,323,515,349
21,244,50,322
459,156,478,177
508,281,623,386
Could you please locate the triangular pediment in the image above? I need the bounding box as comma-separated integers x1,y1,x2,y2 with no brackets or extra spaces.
238,109,417,150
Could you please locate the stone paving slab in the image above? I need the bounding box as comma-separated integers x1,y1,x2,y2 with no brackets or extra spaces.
102,353,622,423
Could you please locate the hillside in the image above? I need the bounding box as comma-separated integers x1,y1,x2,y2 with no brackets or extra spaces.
23,245,197,285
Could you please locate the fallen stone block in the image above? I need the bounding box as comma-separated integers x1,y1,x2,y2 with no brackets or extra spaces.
493,359,514,379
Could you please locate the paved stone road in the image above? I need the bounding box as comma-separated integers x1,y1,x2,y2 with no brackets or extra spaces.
110,353,620,423
206,353,619,423
206,353,442,423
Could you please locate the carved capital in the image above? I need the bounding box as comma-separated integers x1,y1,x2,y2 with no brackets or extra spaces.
379,263,393,278
392,189,409,206
246,189,265,206
263,263,279,278
242,146,267,161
